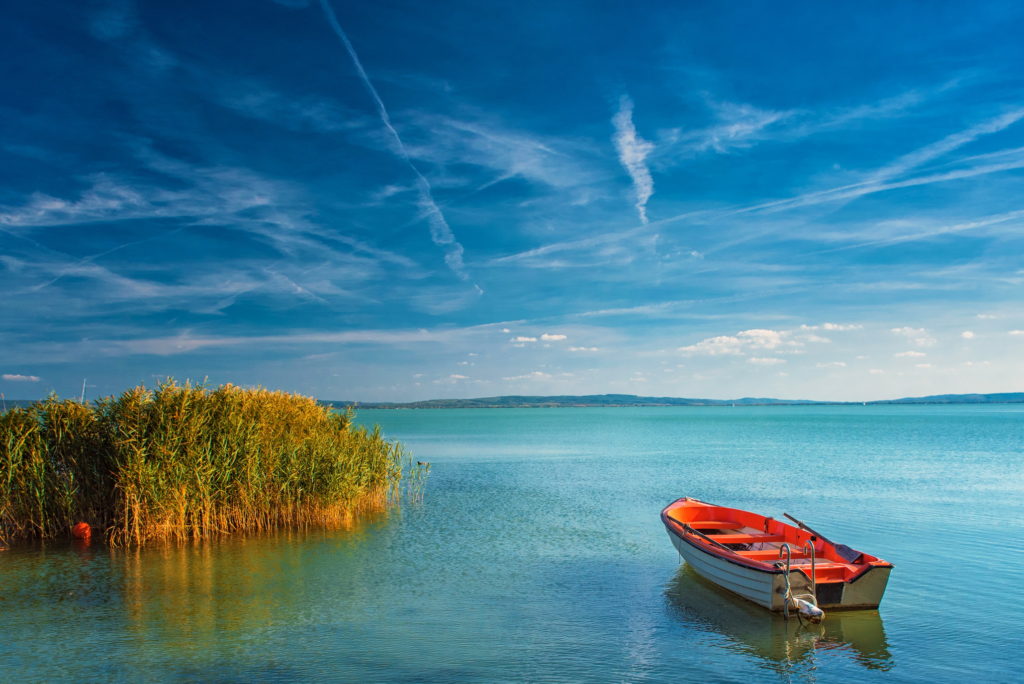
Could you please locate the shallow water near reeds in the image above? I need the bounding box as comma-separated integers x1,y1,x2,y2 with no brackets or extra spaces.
2,405,1022,682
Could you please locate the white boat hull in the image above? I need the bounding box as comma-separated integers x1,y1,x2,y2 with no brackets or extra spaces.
667,528,891,611
667,528,787,610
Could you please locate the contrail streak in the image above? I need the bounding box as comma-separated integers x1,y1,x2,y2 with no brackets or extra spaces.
318,0,471,283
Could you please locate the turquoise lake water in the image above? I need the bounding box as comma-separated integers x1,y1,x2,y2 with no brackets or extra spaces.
1,405,1022,682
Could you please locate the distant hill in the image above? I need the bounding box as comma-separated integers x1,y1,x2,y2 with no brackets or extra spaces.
325,394,825,409
1,399,37,410
6,392,1023,412
873,392,1024,404
326,392,1024,409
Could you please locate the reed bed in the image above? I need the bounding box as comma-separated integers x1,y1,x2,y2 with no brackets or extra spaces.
0,381,405,546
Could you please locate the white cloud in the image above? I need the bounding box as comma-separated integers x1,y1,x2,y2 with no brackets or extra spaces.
822,322,862,331
678,335,743,356
501,328,511,333
502,371,552,381
568,346,600,352
748,357,786,365
869,369,885,375
976,314,998,320
895,350,927,358
816,361,847,368
540,333,567,341
679,327,826,356
891,327,937,347
1009,330,1024,336
511,336,537,343
2,373,40,382
449,374,469,380
915,363,933,369
738,329,785,349
612,95,655,224
961,330,975,339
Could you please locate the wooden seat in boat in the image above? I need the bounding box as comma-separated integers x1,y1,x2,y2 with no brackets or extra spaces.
687,520,744,530
735,549,811,560
708,532,785,544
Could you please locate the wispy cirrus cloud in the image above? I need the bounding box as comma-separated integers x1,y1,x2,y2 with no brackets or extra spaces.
318,0,473,283
491,103,1024,272
723,110,1024,218
658,83,947,161
612,95,655,224
51,324,496,358
0,148,417,302
398,110,600,192
485,223,655,268
806,209,1024,255
866,107,1024,184
213,76,370,134
671,99,796,154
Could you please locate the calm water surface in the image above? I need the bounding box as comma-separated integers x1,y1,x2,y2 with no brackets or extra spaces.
2,406,1022,682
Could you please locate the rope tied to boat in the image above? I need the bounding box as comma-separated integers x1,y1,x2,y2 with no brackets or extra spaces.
777,543,825,624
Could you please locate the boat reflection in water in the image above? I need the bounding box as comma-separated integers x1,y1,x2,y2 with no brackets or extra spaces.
665,566,892,675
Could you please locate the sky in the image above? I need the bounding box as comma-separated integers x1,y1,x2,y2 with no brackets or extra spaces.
2,0,1024,402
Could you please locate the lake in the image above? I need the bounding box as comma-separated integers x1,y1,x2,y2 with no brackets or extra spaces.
1,405,1022,682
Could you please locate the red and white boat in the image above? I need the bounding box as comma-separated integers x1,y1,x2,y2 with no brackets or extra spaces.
661,497,893,617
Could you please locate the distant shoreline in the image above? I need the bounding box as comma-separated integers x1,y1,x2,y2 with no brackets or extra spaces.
7,392,1021,412
326,391,1024,410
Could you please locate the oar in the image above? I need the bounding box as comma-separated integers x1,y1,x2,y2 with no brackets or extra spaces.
666,515,737,554
783,512,861,562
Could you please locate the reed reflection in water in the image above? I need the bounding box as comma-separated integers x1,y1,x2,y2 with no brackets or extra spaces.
665,565,892,677
0,515,392,680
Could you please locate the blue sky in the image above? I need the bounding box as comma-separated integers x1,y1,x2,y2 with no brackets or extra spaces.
2,0,1024,402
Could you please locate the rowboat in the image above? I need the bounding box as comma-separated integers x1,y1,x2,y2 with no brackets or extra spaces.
661,497,893,619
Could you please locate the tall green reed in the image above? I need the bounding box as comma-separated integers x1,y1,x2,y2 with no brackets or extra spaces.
0,381,405,546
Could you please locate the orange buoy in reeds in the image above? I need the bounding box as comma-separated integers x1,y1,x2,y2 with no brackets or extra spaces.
72,522,91,540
